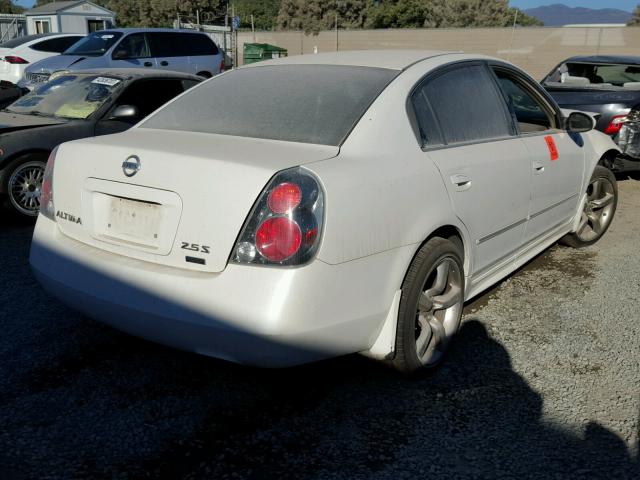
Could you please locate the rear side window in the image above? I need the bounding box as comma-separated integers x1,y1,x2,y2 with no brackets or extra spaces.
415,64,512,145
141,65,397,146
30,36,82,53
148,32,219,57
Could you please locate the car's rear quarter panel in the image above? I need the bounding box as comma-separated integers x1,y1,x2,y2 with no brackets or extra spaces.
311,55,471,272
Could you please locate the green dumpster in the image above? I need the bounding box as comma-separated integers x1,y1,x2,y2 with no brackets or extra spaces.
243,43,288,65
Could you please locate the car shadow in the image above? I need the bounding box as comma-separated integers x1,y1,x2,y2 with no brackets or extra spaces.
0,219,638,478
0,260,638,477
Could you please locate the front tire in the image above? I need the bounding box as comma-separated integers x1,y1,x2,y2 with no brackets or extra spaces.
2,154,47,218
392,237,465,373
561,166,617,248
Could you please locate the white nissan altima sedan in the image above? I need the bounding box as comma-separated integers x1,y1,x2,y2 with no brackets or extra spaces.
30,51,620,372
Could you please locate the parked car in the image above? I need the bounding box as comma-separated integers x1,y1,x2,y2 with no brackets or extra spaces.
542,55,640,171
18,28,223,91
0,69,201,217
0,33,84,85
30,51,619,372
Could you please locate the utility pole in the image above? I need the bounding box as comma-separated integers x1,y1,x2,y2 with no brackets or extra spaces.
335,12,338,52
251,14,255,43
507,9,518,61
232,3,238,69
224,5,228,62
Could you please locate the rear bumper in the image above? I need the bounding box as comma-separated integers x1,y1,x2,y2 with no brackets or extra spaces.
30,215,413,367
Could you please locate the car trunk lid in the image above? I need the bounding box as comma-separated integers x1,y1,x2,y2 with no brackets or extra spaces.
52,128,339,272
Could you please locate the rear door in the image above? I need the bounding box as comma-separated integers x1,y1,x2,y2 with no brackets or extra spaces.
413,62,532,277
147,32,191,74
490,65,584,246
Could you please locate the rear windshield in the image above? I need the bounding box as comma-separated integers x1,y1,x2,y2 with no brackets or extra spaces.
0,34,49,49
64,31,122,56
544,62,640,89
140,65,397,146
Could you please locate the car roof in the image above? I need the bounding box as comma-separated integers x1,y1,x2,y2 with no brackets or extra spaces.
66,68,202,81
563,55,640,65
243,50,453,71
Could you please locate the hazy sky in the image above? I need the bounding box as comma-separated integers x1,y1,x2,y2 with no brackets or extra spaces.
14,0,638,13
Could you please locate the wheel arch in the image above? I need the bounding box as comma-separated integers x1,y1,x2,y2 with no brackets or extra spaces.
597,148,621,170
400,223,471,291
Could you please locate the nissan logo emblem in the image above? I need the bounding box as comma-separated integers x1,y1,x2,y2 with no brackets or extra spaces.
122,155,141,177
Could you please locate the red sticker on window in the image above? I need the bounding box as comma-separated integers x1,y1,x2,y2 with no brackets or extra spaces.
544,136,559,161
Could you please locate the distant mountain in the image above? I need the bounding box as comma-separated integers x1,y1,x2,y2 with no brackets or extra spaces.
523,3,632,26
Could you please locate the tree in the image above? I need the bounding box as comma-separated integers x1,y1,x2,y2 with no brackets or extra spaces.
277,0,543,32
235,0,281,30
629,5,640,26
0,0,23,13
92,0,227,28
507,8,543,27
277,0,372,34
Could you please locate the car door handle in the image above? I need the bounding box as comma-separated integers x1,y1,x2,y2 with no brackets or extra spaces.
160,61,169,66
144,61,153,67
533,161,545,174
450,174,472,191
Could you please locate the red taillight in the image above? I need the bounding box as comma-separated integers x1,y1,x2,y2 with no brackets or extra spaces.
219,58,225,72
232,168,324,266
255,217,302,262
3,56,28,64
604,114,628,135
267,182,302,214
40,147,57,220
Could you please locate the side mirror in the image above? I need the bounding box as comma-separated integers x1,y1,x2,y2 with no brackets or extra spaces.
112,50,127,60
108,104,139,121
565,112,595,133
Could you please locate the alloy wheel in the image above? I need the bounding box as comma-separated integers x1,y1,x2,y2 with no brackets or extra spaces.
8,161,45,217
575,176,615,242
415,256,464,367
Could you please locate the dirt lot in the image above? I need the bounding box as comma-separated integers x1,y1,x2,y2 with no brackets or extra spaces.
0,177,639,479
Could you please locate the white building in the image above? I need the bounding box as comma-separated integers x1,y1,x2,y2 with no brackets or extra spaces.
25,1,116,35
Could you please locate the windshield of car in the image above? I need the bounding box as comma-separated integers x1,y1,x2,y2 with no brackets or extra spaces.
63,31,122,56
5,74,122,119
140,65,397,146
543,62,640,89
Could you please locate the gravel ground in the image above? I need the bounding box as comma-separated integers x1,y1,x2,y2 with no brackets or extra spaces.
0,177,639,479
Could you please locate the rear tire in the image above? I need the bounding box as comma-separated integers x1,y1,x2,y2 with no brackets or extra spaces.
391,237,465,373
2,154,48,218
561,166,617,248
196,71,212,79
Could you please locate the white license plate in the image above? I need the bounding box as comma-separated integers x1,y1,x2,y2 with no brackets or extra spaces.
107,197,161,243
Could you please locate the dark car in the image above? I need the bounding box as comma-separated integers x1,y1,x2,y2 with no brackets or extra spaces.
0,69,201,217
542,55,640,171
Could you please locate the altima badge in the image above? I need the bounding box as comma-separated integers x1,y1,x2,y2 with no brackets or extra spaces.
122,155,141,177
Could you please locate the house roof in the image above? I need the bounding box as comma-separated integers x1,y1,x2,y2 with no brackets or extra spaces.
26,1,115,16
